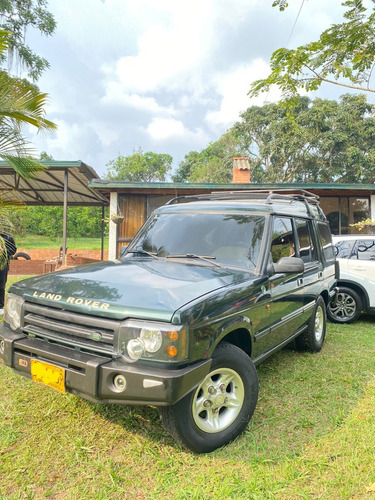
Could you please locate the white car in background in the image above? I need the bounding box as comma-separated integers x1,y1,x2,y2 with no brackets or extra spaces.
327,235,375,323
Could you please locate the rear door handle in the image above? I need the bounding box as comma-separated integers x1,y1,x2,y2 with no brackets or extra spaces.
297,278,303,286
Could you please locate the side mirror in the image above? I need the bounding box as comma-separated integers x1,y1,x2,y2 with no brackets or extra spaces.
120,245,128,258
270,256,305,275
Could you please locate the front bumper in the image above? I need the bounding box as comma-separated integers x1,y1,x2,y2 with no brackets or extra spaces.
0,324,211,405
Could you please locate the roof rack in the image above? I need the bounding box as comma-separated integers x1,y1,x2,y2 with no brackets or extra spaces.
167,189,319,204
166,189,326,220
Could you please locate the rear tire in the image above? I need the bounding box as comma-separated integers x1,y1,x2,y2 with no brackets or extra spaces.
327,287,362,324
159,342,258,453
295,296,326,352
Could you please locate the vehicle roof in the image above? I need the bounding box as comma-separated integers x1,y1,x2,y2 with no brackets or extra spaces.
333,234,375,241
156,198,324,220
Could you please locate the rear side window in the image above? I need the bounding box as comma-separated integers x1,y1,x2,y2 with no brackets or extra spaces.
317,223,335,261
334,240,355,259
352,240,375,261
295,219,317,263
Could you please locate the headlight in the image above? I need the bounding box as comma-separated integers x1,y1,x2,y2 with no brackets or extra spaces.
4,293,24,331
116,320,188,362
140,327,163,353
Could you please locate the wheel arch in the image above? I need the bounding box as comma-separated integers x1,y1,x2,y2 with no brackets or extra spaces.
320,288,330,307
216,327,252,358
336,279,369,310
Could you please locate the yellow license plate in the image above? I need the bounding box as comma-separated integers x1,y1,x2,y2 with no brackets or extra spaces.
31,359,66,393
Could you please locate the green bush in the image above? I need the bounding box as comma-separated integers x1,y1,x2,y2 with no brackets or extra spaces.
11,206,108,238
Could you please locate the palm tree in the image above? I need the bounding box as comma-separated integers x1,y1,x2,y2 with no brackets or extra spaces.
0,28,57,267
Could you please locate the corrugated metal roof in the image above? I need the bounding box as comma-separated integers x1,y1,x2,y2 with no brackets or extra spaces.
0,161,108,206
88,179,375,194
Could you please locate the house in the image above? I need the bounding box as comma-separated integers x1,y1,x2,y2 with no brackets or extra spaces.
88,159,375,260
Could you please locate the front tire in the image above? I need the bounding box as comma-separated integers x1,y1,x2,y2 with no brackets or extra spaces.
327,287,362,324
295,296,326,352
159,342,258,453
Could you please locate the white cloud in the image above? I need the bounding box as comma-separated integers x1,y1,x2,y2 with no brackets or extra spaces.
205,59,283,127
89,121,120,147
147,118,185,140
146,118,208,144
27,0,356,177
100,82,176,116
101,3,214,94
29,120,95,160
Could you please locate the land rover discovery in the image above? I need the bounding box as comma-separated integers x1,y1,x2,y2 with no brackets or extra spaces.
0,190,336,453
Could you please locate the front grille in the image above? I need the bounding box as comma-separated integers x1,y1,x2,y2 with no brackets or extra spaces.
22,302,120,356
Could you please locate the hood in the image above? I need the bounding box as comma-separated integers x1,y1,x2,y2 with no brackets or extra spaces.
11,258,252,322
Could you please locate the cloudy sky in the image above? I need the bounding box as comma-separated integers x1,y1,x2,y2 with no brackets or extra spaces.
25,0,372,178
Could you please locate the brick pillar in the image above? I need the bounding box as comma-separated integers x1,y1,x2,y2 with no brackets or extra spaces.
232,157,251,183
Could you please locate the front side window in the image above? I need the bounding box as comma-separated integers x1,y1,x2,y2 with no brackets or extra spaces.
127,212,266,270
271,217,294,263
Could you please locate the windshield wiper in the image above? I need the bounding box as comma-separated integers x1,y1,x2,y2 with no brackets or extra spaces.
127,248,158,259
166,253,223,268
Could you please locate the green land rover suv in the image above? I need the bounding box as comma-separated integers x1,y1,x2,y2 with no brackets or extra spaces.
0,190,337,453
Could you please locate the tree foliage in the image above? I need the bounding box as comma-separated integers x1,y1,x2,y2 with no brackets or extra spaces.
13,206,108,239
250,0,375,98
0,0,56,81
175,94,375,185
172,132,244,183
0,32,56,177
272,1,289,11
106,148,173,182
234,94,375,183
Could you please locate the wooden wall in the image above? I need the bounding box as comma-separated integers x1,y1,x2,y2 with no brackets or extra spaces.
116,195,146,257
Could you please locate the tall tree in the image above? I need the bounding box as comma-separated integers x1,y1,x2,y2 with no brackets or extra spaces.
250,0,375,98
106,148,173,182
234,94,375,183
172,132,244,183
0,0,56,81
178,94,375,185
234,97,316,182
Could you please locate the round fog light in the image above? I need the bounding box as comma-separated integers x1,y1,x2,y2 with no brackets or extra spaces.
0,340,4,355
113,374,127,391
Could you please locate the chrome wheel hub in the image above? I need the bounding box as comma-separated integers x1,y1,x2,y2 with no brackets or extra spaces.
192,368,244,433
329,292,356,320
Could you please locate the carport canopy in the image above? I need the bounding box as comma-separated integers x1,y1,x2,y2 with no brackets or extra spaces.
0,160,109,264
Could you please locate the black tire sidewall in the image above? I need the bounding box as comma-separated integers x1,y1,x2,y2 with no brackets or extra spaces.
167,342,259,453
296,296,326,352
310,297,326,351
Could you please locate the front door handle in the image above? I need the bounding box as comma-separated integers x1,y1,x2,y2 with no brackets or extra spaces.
297,278,303,286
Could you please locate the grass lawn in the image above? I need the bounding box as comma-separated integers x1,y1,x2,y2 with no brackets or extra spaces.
16,234,108,251
1,277,374,499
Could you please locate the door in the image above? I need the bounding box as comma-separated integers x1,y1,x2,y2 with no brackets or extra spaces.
347,239,375,307
263,216,306,351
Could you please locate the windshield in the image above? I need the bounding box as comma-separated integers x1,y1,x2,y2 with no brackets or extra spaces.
127,212,265,271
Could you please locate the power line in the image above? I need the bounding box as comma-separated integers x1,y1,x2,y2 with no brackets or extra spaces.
286,0,306,48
